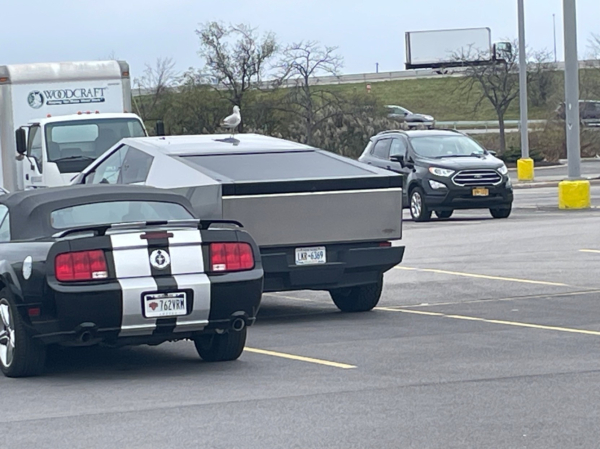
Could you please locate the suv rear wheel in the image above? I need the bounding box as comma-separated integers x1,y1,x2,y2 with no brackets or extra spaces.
410,187,432,222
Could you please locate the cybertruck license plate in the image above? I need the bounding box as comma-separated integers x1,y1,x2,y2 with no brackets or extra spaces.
295,246,326,265
144,292,187,318
472,187,489,197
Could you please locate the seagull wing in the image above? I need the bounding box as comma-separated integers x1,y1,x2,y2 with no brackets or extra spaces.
221,112,241,127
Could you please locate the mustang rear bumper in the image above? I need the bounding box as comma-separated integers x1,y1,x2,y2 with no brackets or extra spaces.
23,271,263,346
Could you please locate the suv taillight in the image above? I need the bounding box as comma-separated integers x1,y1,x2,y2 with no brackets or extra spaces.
210,243,254,272
55,250,108,282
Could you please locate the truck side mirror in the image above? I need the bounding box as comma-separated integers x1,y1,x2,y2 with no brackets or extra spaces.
15,128,27,155
155,120,165,137
390,154,405,166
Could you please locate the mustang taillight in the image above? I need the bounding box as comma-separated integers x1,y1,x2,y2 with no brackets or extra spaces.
210,243,254,272
55,250,108,282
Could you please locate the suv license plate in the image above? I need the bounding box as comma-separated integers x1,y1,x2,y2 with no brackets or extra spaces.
144,292,187,318
472,187,489,197
295,246,326,265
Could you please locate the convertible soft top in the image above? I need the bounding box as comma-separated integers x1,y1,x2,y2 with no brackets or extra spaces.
1,185,195,240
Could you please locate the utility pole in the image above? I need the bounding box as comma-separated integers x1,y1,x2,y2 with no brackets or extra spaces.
375,62,379,73
516,0,533,181
558,0,590,209
553,14,557,62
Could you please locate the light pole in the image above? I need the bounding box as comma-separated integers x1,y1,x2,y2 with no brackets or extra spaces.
517,0,533,181
563,0,581,180
558,0,590,209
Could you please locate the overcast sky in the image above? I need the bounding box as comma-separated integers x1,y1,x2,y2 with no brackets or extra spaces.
1,0,597,80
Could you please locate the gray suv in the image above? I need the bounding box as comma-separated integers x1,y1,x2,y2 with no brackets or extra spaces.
386,105,435,129
359,129,513,221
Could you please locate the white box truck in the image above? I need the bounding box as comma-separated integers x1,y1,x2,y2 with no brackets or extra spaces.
0,60,148,192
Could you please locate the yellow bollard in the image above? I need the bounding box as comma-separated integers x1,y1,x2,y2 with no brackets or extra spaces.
517,158,534,181
558,180,591,209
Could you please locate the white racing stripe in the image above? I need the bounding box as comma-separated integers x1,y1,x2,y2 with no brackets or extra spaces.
111,232,155,337
110,229,211,337
172,274,210,332
169,230,210,332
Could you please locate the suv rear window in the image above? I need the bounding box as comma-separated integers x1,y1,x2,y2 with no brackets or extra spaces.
50,201,193,229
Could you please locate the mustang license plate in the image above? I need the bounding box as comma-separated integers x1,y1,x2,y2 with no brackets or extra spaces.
295,246,326,265
472,187,489,197
144,292,187,318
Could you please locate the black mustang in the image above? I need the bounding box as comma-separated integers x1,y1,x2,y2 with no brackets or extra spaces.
0,185,263,377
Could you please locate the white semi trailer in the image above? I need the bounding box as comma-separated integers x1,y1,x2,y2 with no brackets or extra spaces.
0,60,147,192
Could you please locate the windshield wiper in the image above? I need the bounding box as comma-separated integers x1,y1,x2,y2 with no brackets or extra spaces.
53,156,95,162
435,153,484,159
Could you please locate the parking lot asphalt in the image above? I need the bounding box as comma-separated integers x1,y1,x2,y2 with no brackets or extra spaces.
2,186,600,449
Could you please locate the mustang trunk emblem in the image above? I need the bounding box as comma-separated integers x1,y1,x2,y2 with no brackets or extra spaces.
150,249,171,270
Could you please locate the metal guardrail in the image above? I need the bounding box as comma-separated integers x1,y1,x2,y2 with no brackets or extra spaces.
436,120,547,129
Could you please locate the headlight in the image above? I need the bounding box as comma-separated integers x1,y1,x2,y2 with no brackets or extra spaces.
497,164,508,175
429,167,455,177
429,180,447,190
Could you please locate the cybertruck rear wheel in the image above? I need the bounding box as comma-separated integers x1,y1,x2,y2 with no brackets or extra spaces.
329,276,383,312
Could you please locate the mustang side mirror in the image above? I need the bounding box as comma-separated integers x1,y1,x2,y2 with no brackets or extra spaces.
15,128,27,155
487,150,497,156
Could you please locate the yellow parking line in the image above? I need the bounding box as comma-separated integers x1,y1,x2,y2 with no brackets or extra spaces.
396,289,600,308
395,266,570,287
580,249,600,254
245,347,356,369
378,307,600,336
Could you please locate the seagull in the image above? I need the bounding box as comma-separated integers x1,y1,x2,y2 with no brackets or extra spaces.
221,105,241,137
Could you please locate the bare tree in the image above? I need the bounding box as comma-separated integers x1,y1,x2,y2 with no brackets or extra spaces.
165,68,230,135
456,42,520,153
196,22,278,130
133,57,178,123
276,41,344,145
527,50,558,108
588,33,600,58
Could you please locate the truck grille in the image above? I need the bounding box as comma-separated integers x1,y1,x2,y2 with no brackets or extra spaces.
452,169,502,186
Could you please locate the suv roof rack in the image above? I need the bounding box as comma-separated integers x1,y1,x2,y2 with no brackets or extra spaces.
375,129,409,136
376,128,465,137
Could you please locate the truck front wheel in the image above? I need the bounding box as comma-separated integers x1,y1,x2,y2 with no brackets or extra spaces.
329,276,383,312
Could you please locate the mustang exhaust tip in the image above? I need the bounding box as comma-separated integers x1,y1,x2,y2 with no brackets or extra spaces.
231,318,246,332
79,331,93,344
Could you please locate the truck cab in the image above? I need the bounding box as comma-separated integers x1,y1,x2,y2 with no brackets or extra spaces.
16,113,146,189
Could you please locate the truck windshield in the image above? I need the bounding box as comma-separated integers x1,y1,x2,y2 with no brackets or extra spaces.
45,118,146,164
